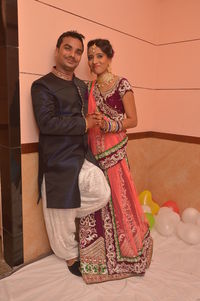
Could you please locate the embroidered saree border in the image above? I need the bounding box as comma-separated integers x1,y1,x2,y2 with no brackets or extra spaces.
95,136,128,170
95,136,128,160
80,199,153,279
109,196,150,262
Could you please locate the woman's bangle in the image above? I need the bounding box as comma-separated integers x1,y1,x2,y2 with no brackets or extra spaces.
101,120,123,133
115,121,119,132
111,121,115,132
118,120,123,132
101,119,108,132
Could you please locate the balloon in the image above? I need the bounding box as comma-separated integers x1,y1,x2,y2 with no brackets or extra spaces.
139,190,152,205
196,214,200,227
145,212,155,229
158,207,173,215
142,205,152,213
181,208,200,224
155,215,175,236
161,200,180,214
157,207,180,227
139,190,160,215
168,211,180,225
150,200,160,215
177,221,200,245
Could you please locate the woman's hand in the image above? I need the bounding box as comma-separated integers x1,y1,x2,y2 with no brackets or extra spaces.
85,111,104,129
94,111,104,128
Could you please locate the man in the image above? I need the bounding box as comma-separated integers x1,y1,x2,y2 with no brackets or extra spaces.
31,31,110,276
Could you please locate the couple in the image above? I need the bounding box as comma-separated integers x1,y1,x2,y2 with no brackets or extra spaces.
31,31,153,284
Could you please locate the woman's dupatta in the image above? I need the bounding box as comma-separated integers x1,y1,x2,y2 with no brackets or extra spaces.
87,81,127,157
87,81,100,154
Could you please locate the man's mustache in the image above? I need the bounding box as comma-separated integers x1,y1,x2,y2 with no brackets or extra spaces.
66,56,76,62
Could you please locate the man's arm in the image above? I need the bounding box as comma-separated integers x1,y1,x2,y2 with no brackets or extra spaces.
31,82,86,136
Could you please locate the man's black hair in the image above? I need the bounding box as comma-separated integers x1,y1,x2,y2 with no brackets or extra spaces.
56,31,85,51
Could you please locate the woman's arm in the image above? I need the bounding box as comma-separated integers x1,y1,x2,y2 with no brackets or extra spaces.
121,91,138,130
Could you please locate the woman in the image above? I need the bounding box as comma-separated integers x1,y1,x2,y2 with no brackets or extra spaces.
79,39,153,284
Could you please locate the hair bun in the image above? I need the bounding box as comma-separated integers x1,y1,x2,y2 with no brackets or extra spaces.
87,39,114,58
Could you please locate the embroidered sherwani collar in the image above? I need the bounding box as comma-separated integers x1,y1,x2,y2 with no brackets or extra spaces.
51,66,74,81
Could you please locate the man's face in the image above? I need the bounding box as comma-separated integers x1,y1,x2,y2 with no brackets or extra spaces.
55,36,83,73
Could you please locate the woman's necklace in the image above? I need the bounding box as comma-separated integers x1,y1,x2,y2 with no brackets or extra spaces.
97,72,115,88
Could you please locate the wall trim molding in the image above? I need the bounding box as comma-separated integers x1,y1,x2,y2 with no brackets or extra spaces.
21,132,200,154
128,131,200,143
21,142,39,154
34,0,200,47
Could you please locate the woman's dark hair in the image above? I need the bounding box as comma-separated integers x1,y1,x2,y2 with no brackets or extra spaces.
87,39,114,58
56,31,85,51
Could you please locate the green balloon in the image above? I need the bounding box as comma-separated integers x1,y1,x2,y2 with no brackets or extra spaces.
145,212,155,230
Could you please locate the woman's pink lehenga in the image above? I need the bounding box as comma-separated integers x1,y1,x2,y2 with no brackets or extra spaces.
79,80,153,284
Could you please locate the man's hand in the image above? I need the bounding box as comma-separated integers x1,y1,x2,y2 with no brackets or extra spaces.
86,111,104,129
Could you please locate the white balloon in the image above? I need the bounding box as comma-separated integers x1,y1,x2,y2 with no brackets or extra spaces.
182,207,199,224
196,214,200,227
157,208,180,226
176,221,186,238
169,211,180,225
142,205,152,213
177,221,200,245
155,215,175,236
158,207,173,216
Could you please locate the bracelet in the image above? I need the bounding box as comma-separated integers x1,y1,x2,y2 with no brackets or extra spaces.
101,119,123,133
101,120,120,133
115,121,119,132
101,119,108,133
111,121,115,132
117,120,123,132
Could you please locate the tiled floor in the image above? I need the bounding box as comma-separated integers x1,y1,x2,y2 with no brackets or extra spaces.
0,236,13,279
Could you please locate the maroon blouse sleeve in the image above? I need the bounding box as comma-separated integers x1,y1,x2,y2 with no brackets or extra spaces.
118,78,133,99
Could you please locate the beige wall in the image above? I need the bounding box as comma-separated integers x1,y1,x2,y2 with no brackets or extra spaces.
127,138,200,213
158,0,200,43
22,153,51,262
155,0,200,136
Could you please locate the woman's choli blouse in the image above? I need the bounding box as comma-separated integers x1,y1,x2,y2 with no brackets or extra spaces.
93,77,133,121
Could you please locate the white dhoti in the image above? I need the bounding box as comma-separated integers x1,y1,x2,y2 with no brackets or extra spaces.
41,159,110,260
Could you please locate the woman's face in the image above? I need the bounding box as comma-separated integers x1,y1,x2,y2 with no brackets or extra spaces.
87,45,111,75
